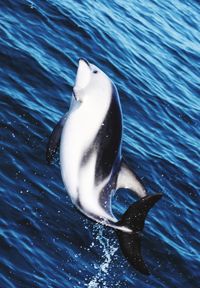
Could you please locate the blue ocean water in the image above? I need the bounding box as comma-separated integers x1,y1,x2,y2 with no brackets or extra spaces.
0,0,199,287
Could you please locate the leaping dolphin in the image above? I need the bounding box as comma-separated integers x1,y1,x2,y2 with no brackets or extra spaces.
46,58,162,275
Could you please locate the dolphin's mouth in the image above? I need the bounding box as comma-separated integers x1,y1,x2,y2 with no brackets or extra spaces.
79,57,90,67
72,90,77,101
73,58,91,93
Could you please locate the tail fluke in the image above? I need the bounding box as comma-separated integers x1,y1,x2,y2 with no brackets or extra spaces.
116,193,162,275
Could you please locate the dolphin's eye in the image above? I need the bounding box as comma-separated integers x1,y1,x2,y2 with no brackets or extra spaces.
93,70,98,74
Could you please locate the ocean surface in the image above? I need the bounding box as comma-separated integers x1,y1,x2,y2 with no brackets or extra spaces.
0,0,199,287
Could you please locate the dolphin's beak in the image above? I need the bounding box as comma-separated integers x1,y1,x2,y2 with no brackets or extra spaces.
74,58,91,93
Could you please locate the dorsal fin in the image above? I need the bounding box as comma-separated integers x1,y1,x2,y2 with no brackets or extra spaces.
116,160,147,198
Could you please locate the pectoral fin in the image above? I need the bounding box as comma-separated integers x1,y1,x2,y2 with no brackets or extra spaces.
46,114,67,164
116,160,147,198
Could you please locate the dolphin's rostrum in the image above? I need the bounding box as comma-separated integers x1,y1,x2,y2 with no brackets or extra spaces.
46,58,162,275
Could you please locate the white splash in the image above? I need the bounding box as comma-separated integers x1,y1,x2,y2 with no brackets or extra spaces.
86,224,118,288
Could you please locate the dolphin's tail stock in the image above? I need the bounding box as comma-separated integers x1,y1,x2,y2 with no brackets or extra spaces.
116,193,163,275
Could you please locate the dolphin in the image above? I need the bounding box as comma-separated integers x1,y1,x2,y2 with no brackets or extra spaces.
46,58,162,275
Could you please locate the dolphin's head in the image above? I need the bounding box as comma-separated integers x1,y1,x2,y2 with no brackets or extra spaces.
73,58,112,101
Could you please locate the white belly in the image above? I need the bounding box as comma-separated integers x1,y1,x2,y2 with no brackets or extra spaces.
60,95,112,219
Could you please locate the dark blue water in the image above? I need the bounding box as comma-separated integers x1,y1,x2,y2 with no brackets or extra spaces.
1,0,199,287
